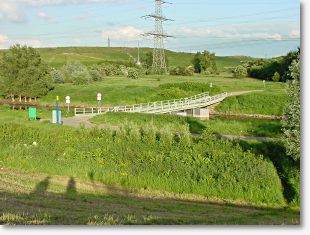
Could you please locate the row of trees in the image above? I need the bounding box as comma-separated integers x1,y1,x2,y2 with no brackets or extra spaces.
244,49,300,82
0,45,53,102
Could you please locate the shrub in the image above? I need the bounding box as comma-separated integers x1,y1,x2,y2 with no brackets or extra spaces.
272,72,281,82
72,69,92,85
89,69,104,82
169,66,194,76
127,68,139,79
233,65,247,79
51,69,64,84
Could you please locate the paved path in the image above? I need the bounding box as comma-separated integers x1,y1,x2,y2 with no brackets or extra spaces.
214,134,282,142
62,116,118,130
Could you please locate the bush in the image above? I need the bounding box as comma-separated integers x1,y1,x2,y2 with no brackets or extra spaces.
233,65,247,79
51,69,64,84
72,69,92,85
89,69,104,82
272,72,281,82
169,66,194,76
127,68,139,79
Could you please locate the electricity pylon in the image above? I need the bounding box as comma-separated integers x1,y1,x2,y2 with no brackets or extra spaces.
143,0,173,74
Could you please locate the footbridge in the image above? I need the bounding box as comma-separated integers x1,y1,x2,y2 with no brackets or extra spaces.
74,92,228,120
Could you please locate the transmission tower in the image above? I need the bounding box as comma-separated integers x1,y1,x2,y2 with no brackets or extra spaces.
143,0,173,74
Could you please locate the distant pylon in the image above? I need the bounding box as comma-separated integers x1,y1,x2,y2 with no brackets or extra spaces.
108,37,111,47
143,0,174,74
137,41,141,65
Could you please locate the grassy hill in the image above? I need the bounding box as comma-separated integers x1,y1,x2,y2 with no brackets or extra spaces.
0,46,254,70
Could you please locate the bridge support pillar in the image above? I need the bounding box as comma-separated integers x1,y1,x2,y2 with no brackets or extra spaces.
177,108,209,120
192,108,209,120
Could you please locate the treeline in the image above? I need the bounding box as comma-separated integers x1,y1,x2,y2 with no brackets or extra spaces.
51,61,143,85
244,49,300,82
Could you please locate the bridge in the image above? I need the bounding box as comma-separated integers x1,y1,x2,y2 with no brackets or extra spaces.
74,92,229,120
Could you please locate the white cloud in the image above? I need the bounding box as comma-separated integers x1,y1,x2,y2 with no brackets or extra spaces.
173,27,284,41
101,26,143,40
290,30,300,39
37,11,48,18
0,35,9,43
72,38,81,44
0,0,127,22
0,37,43,49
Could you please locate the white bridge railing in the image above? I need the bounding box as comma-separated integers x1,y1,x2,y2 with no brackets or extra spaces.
74,92,228,116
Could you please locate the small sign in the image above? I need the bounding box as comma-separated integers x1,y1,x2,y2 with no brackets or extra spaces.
97,93,102,101
66,96,71,104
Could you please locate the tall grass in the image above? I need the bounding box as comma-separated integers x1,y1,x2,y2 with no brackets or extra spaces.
0,122,285,205
215,92,289,116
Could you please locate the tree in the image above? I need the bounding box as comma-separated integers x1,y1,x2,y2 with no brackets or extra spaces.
233,65,247,79
0,44,52,102
272,72,281,82
192,50,218,74
51,69,65,84
282,58,300,161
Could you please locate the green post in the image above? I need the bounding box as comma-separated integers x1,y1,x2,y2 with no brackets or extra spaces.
28,107,37,120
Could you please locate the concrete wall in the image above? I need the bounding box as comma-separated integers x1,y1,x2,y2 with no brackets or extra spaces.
176,107,209,120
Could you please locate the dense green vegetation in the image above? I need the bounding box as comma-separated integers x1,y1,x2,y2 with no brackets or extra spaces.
237,140,300,207
282,58,301,161
245,49,300,82
0,45,53,101
192,50,218,74
215,92,289,116
91,112,282,138
0,122,285,205
91,112,206,134
0,168,299,225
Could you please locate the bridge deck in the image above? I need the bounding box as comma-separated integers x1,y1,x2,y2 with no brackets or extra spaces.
74,92,228,116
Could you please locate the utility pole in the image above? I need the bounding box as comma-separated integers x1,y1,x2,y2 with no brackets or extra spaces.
143,0,174,74
108,37,111,47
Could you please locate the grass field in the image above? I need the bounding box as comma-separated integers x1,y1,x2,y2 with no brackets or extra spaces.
36,74,287,116
0,168,299,225
0,47,252,71
90,112,282,138
0,46,247,70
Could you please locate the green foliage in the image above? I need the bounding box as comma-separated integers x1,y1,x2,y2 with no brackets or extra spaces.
192,50,218,74
91,113,206,134
89,69,104,82
51,69,64,84
72,69,92,85
233,65,247,79
238,140,300,207
127,68,139,79
272,72,281,82
215,92,289,116
0,44,53,101
0,122,285,205
246,49,300,82
169,66,194,76
282,58,300,161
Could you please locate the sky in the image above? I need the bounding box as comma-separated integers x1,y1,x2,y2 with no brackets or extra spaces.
0,0,300,57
